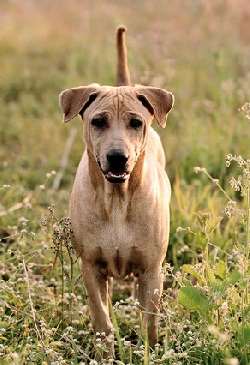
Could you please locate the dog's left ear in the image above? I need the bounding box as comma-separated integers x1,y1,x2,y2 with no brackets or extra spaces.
135,86,174,128
59,84,100,122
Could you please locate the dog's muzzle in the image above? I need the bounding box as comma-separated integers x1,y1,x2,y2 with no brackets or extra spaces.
100,149,129,183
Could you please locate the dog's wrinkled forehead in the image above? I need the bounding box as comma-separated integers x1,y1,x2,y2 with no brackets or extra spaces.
84,86,152,120
59,84,174,127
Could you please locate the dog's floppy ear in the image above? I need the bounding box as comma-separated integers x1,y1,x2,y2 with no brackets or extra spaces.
59,84,100,122
135,86,174,128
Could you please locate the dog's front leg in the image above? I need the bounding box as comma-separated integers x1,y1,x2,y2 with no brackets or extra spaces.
81,261,114,353
138,268,163,346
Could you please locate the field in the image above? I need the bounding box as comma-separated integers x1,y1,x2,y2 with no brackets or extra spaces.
0,1,250,364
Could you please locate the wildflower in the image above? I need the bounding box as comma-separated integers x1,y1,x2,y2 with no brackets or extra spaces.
10,353,19,360
174,271,182,281
243,167,250,180
161,349,175,359
220,302,228,316
40,216,48,226
20,229,27,235
194,166,206,174
2,184,11,189
65,326,73,333
236,155,245,167
176,226,185,233
89,361,98,365
240,102,250,119
134,350,144,355
224,200,237,217
225,358,239,365
229,177,242,192
177,245,190,254
46,170,56,179
208,325,229,344
123,340,131,347
225,154,232,167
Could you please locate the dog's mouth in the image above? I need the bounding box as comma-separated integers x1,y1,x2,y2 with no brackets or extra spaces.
97,159,129,183
105,171,129,183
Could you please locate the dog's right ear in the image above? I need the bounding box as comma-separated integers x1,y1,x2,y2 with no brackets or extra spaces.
59,84,100,122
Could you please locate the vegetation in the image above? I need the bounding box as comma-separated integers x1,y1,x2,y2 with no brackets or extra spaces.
0,1,250,364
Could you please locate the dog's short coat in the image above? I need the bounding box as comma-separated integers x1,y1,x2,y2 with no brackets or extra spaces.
59,26,174,352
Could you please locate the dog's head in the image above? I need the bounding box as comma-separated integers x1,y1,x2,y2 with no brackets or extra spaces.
59,85,174,183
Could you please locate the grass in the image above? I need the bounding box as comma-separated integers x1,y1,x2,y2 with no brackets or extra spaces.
0,1,250,364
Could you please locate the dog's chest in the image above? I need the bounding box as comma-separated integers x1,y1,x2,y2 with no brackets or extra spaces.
102,196,134,246
71,175,169,278
97,219,145,278
89,197,150,277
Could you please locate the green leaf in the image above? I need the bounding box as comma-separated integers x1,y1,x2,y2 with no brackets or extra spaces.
227,270,242,285
214,260,227,279
178,286,211,317
181,264,205,284
238,326,250,345
211,270,243,295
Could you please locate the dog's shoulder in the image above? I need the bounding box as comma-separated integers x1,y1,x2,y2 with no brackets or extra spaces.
147,127,166,167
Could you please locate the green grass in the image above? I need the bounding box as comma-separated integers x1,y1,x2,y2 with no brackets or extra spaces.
0,1,250,364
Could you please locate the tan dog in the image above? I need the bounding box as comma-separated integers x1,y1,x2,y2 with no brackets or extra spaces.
59,26,174,349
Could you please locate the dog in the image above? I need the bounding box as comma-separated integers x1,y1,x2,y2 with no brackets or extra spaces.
59,26,174,351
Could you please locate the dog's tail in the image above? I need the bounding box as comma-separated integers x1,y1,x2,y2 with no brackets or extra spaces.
116,26,131,86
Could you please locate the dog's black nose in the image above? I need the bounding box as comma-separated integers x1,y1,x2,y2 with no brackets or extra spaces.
107,150,128,171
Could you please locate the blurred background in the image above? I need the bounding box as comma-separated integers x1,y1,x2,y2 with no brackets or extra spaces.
1,0,250,190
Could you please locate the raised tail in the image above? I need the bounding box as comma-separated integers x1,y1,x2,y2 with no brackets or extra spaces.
116,26,131,86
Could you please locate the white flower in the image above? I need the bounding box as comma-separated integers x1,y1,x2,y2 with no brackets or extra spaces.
225,358,239,365
240,102,250,119
123,340,131,347
2,184,11,189
194,166,206,174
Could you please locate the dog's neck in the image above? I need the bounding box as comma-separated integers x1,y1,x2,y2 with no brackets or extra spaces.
87,149,145,209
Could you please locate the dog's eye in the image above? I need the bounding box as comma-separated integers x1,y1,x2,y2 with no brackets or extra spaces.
130,118,143,129
91,117,108,129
